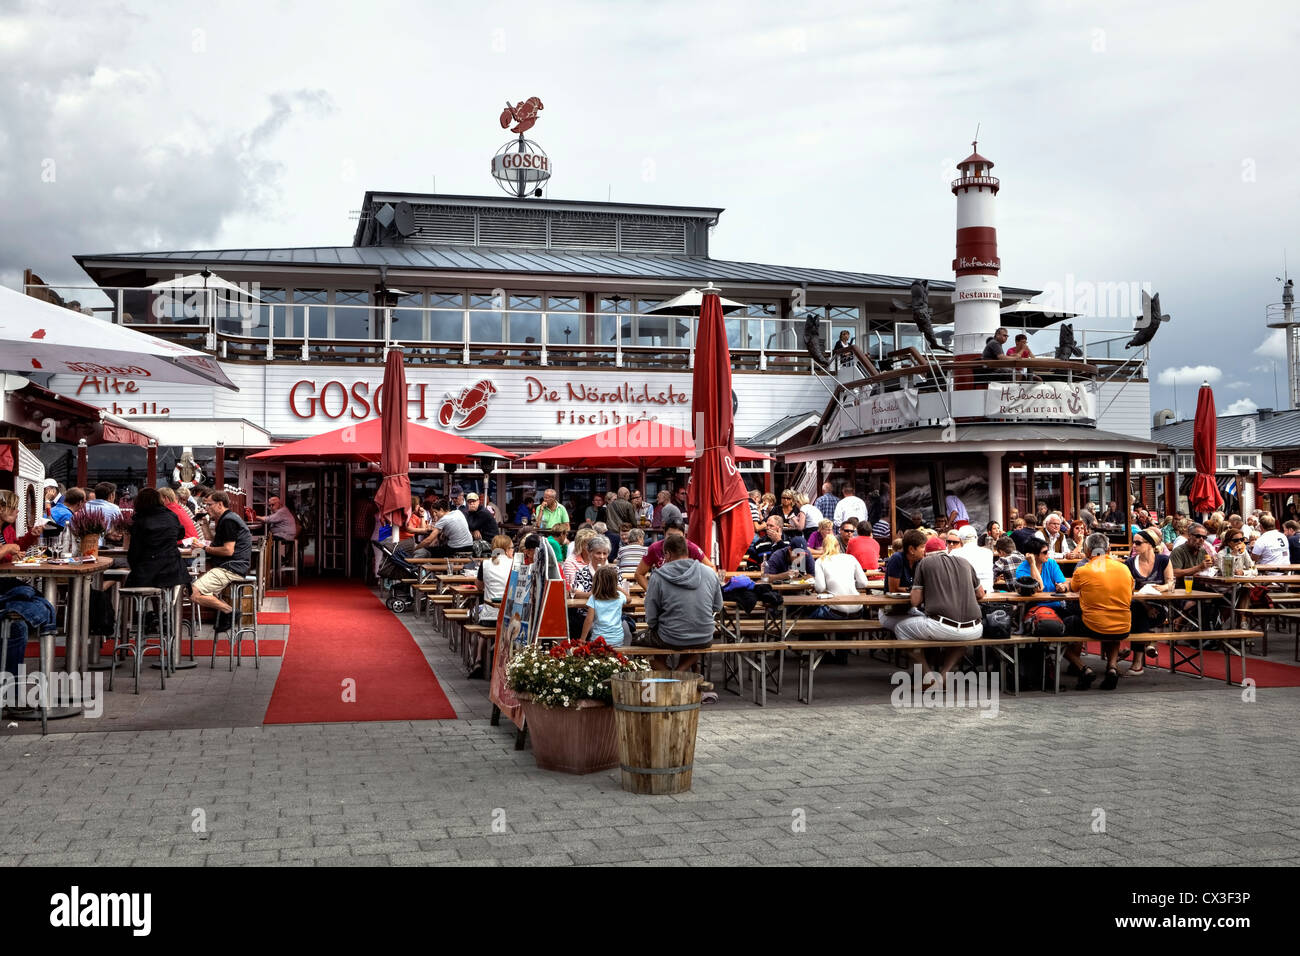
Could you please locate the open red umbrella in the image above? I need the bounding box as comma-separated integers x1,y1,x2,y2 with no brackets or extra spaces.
373,348,411,527
686,290,753,571
516,422,766,471
247,417,514,464
1190,382,1224,516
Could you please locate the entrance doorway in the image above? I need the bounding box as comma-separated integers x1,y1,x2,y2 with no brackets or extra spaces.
285,465,348,576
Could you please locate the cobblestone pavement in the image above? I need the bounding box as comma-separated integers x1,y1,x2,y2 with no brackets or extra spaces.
1,594,1298,866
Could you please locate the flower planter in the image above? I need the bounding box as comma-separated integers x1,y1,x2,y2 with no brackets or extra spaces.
79,535,100,558
517,694,618,775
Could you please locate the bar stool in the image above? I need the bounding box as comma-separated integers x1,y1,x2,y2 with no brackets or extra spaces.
275,538,300,589
212,575,259,671
1,612,53,734
112,587,172,693
175,577,201,669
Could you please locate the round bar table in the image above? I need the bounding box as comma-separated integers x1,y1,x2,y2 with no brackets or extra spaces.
0,557,113,719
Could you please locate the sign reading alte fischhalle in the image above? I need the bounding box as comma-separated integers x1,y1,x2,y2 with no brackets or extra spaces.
984,382,1096,421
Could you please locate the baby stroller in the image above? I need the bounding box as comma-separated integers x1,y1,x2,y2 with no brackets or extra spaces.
373,539,422,613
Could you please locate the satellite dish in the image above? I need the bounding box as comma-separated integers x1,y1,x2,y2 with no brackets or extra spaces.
394,201,416,237
374,203,396,230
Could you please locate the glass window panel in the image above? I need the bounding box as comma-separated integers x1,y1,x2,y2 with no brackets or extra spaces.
547,312,580,345
468,292,503,343
597,314,620,346
293,289,328,339
632,299,669,347
333,290,370,340
546,295,580,312
600,296,633,313
508,294,542,345
391,291,424,341
429,291,464,309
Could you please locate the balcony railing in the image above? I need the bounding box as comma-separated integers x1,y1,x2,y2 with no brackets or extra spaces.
22,283,1150,376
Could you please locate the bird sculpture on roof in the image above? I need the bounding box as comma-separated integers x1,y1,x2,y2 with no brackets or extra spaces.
889,279,948,353
1126,290,1170,349
1054,323,1083,360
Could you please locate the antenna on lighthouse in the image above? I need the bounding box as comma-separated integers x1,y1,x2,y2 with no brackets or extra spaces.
972,123,980,150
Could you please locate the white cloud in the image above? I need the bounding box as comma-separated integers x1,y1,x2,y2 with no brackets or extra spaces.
1224,398,1258,415
1255,329,1287,360
1227,380,1249,389
1157,365,1222,386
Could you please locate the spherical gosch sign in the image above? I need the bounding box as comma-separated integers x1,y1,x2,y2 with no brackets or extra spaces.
491,139,552,197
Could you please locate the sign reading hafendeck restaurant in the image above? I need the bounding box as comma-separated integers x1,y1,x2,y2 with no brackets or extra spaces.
984,382,1095,421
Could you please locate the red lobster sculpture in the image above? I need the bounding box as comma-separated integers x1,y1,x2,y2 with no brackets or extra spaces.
500,97,544,134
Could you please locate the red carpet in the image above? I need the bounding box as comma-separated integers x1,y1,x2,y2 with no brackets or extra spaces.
1085,641,1300,687
263,579,456,724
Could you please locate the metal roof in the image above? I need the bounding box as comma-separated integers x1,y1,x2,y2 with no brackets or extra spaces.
743,412,822,446
1152,409,1300,449
75,245,1042,296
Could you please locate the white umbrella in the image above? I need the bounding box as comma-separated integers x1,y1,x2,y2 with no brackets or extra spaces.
0,285,238,390
646,284,748,315
999,297,1084,323
145,270,264,301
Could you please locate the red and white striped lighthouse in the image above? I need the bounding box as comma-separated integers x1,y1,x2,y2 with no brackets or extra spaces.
950,143,1002,355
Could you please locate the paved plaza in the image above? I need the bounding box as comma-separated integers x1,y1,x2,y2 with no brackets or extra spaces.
1,598,1298,867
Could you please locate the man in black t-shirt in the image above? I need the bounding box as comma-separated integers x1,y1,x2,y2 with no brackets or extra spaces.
464,493,498,542
192,490,254,630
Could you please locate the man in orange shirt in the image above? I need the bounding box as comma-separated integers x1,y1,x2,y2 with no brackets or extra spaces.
1066,533,1135,690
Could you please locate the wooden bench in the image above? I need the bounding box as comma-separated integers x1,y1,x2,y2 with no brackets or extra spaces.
1038,630,1262,688
787,636,1038,703
1235,608,1300,659
462,623,496,674
622,642,791,706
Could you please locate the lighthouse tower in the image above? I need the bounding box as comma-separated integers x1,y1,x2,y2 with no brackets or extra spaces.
950,143,1003,356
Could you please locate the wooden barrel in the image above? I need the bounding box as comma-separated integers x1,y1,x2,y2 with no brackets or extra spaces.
611,671,702,795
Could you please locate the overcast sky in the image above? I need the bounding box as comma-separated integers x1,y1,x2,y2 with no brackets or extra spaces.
2,0,1296,422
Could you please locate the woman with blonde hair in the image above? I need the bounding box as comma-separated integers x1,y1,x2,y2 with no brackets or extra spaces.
806,518,834,557
562,527,596,589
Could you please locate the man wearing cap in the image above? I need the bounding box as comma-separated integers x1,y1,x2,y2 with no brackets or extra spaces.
893,533,985,680
448,485,467,513
1065,533,1135,690
465,492,499,542
950,523,993,591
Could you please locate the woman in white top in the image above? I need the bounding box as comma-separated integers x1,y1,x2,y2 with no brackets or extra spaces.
469,536,515,677
812,534,869,618
798,492,824,529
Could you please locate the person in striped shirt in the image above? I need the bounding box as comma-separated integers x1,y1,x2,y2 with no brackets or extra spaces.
617,527,648,574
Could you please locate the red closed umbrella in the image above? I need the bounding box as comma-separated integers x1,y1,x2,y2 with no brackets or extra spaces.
686,290,753,571
1190,382,1224,516
373,348,411,527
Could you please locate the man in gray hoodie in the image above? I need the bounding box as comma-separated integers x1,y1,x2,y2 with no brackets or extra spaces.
642,534,722,672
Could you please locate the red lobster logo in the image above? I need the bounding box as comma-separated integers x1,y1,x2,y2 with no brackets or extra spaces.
499,97,544,134
438,379,497,430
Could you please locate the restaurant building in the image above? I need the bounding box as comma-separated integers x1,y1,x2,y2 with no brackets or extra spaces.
19,142,1157,573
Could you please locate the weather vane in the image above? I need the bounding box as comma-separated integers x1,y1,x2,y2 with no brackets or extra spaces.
492,97,551,198
500,97,544,134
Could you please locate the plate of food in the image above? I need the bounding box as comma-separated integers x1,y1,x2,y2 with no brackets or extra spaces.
886,591,910,599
